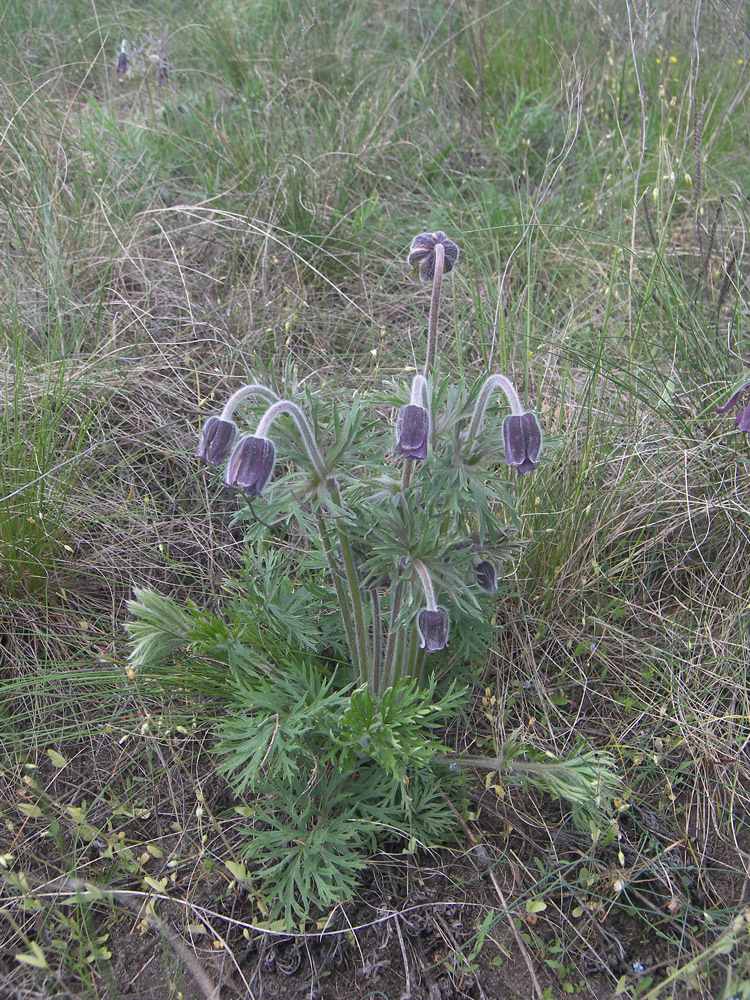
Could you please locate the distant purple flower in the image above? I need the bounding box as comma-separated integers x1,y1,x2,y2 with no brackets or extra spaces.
116,51,128,74
475,561,498,595
197,416,237,465
224,436,276,496
396,404,429,460
716,381,750,432
503,411,543,475
407,231,459,283
417,607,450,652
158,58,169,86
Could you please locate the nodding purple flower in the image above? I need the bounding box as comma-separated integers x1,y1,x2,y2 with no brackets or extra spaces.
224,436,276,496
158,58,169,86
503,411,543,475
475,561,498,595
116,51,128,74
716,380,750,432
407,231,459,283
396,404,430,460
197,416,238,465
417,607,450,652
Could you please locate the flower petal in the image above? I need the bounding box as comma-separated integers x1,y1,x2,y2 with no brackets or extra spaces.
503,414,526,466
521,411,543,464
224,436,276,496
475,561,498,594
737,403,750,433
197,416,237,465
716,381,750,414
407,231,460,283
396,404,429,460
416,607,450,652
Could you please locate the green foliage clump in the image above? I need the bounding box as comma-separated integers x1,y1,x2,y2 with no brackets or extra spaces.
217,666,464,923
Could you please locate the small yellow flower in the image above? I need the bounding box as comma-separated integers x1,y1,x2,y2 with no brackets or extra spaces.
669,55,677,64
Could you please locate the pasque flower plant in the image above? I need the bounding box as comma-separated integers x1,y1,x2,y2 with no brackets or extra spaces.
193,230,545,696
123,231,620,928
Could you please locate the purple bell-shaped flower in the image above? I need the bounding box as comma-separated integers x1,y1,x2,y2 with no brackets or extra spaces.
197,416,238,465
503,411,543,475
396,404,430,460
416,607,450,652
224,436,276,496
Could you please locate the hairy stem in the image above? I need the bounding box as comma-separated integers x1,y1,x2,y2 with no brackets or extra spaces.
413,559,438,610
383,578,405,691
255,399,369,681
314,506,357,663
466,373,524,441
370,588,382,684
254,400,327,481
219,383,280,421
327,478,370,684
424,242,445,377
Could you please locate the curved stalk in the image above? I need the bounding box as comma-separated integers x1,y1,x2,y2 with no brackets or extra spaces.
254,401,328,481
413,559,438,610
219,384,280,421
465,373,524,441
410,374,429,407
399,375,429,493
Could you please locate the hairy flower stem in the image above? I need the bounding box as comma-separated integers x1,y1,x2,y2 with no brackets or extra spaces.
383,579,405,692
384,562,437,688
405,631,421,685
219,384,280,421
256,400,370,681
423,242,445,378
466,374,524,440
410,374,429,408
413,559,438,610
385,629,405,694
255,401,328,477
327,479,371,683
370,588,382,682
400,460,414,491
314,507,357,663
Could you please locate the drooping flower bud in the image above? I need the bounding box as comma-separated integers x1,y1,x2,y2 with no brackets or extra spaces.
475,561,498,595
197,416,238,465
416,607,450,652
396,404,430,460
224,436,276,496
407,231,459,283
716,380,750,432
117,40,129,75
503,411,543,475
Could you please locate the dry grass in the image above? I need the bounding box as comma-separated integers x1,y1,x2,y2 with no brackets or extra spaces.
2,0,750,997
